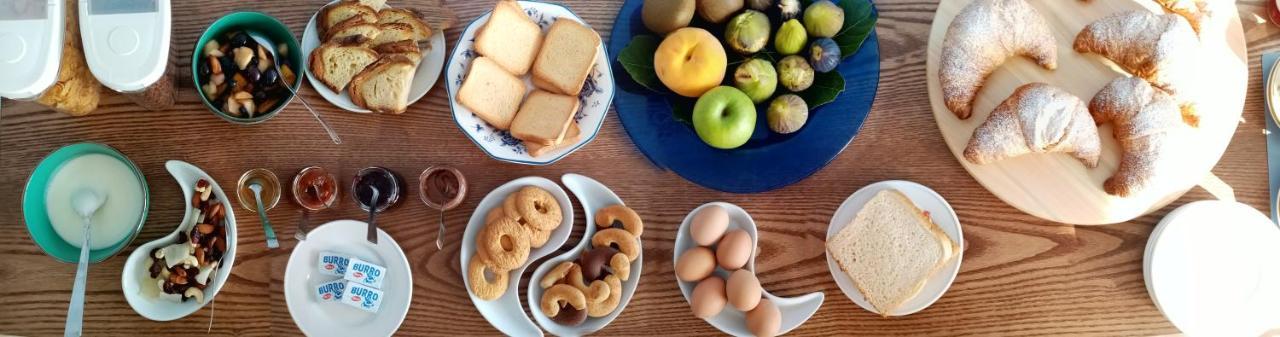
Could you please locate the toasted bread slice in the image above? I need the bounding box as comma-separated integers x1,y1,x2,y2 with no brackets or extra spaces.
531,19,601,96
474,0,543,75
352,0,385,9
458,57,526,129
325,16,382,44
378,8,433,42
826,189,959,316
525,122,581,157
308,43,379,92
374,39,422,65
510,90,578,146
319,2,378,36
350,55,417,114
369,22,417,47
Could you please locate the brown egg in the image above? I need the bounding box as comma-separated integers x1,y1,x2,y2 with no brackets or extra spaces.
716,229,752,270
676,246,716,282
689,276,727,319
746,298,781,337
726,269,762,311
690,205,730,246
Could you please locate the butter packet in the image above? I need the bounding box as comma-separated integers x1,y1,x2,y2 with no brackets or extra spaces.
341,281,383,313
317,251,350,277
344,258,386,289
315,279,346,302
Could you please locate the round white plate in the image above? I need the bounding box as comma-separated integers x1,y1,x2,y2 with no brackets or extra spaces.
1145,200,1280,336
825,180,964,316
301,0,446,113
461,176,575,337
284,220,413,337
675,202,824,336
445,1,615,165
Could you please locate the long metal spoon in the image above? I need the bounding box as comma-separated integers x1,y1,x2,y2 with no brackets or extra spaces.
366,186,380,245
65,188,106,337
249,33,342,145
249,183,280,248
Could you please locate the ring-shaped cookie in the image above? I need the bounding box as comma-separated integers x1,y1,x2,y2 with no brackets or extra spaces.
484,206,505,224
502,194,521,223
540,261,576,288
479,217,531,271
584,279,610,304
540,284,587,317
591,228,639,262
609,252,631,281
586,274,623,317
529,226,551,248
595,205,643,237
515,186,562,231
468,256,508,301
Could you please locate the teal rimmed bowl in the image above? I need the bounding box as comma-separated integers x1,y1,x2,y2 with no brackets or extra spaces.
192,11,303,124
22,143,150,263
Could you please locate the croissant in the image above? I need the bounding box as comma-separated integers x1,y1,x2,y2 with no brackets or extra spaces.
1073,12,1199,96
1089,77,1189,197
1153,0,1211,34
964,83,1101,167
940,0,1057,119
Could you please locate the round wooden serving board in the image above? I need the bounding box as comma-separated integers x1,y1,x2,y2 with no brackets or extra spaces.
925,0,1248,225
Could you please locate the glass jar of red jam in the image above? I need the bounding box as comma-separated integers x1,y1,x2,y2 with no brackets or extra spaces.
291,166,338,211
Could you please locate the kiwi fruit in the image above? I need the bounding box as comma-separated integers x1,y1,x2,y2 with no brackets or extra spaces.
643,0,696,35
696,0,744,24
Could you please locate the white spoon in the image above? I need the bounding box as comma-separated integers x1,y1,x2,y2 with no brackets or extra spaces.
65,188,106,337
249,32,342,144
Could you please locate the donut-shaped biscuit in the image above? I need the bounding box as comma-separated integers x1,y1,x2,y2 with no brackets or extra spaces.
540,261,576,288
586,274,623,317
595,205,643,237
592,228,640,262
584,279,610,304
609,252,631,281
516,186,562,231
484,206,505,224
502,194,521,223
540,284,587,317
479,217,531,270
468,255,508,301
529,226,551,248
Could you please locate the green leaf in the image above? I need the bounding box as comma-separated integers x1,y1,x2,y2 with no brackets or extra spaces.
670,96,697,127
794,70,845,108
617,35,663,92
833,0,877,59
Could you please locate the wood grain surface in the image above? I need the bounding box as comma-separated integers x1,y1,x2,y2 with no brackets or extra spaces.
1,0,1278,336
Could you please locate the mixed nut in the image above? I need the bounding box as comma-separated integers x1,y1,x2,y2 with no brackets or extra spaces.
198,31,296,118
145,179,228,303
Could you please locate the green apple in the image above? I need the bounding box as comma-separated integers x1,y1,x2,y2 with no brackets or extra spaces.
693,86,756,149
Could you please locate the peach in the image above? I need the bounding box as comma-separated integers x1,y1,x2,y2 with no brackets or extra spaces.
654,28,727,98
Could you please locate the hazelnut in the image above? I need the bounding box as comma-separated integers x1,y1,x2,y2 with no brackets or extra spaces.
233,46,255,70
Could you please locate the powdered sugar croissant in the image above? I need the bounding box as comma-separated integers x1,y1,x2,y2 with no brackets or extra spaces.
1089,77,1190,197
964,83,1101,167
940,0,1057,119
1073,12,1199,96
1154,0,1211,34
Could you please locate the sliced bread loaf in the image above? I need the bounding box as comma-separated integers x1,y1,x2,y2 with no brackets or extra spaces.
526,122,581,157
531,18,601,96
474,0,543,75
510,90,578,146
352,0,385,10
374,40,422,65
308,43,379,92
319,2,377,36
826,189,959,316
325,16,382,44
350,55,417,114
457,56,526,130
378,8,434,42
369,22,417,47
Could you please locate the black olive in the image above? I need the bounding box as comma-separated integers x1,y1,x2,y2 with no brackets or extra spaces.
197,60,210,80
218,55,236,77
229,32,250,48
253,90,267,101
244,66,261,84
259,68,279,87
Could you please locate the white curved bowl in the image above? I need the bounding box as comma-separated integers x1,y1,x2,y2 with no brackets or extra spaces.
461,176,575,336
675,202,824,336
527,174,642,336
284,220,413,337
301,0,447,113
445,1,614,165
825,180,963,316
121,160,237,321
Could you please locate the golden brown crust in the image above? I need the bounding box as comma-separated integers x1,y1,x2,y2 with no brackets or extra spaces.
1073,11,1199,97
963,83,1101,168
1088,77,1188,196
939,0,1057,119
348,54,415,113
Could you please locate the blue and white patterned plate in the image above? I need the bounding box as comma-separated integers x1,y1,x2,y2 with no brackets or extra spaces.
445,1,615,166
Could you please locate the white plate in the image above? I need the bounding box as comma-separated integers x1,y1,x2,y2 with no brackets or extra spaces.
527,174,641,336
284,220,413,337
122,160,237,321
1144,200,1280,336
824,180,963,316
461,176,575,336
675,202,824,336
301,0,446,113
445,1,614,165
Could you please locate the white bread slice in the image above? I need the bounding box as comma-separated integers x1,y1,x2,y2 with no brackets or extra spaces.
308,43,379,92
474,0,543,75
458,57,526,130
378,8,434,42
319,2,378,36
526,122,581,157
531,19,601,96
350,55,417,114
510,90,579,146
352,0,385,9
374,40,422,66
826,189,959,317
370,23,417,47
325,16,382,44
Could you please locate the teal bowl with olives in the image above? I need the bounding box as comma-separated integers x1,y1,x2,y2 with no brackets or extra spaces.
193,11,303,124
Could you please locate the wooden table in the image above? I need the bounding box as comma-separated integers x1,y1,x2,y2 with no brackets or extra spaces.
2,1,1278,336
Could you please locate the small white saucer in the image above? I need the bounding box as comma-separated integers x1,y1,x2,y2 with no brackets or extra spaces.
284,220,412,337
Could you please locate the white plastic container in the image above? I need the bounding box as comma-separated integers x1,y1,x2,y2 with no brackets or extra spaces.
0,0,64,100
